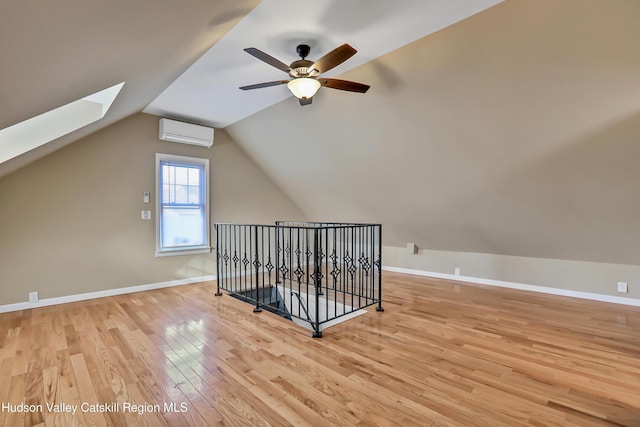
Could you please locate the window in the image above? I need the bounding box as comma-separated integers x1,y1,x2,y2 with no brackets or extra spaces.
156,153,210,256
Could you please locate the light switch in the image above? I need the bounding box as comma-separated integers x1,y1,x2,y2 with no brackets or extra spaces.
143,192,150,203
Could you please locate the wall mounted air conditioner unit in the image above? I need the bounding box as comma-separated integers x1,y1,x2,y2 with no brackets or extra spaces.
159,118,214,147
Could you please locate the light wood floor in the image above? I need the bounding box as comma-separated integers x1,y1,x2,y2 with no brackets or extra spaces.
0,272,639,426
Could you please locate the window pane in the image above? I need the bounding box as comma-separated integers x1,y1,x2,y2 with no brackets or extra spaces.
174,166,188,185
188,168,200,185
162,184,170,203
174,184,188,204
161,207,205,248
188,185,200,204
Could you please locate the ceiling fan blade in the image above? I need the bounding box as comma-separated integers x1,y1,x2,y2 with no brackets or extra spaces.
299,97,313,106
319,78,370,93
310,44,357,74
244,48,292,73
239,80,289,90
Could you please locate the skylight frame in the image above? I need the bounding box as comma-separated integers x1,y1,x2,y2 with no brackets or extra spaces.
0,82,125,164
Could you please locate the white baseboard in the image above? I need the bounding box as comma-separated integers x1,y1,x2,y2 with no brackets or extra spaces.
383,266,640,307
6,266,638,314
0,275,216,314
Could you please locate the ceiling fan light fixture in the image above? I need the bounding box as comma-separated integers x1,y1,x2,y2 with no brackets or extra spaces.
287,77,321,100
241,44,368,102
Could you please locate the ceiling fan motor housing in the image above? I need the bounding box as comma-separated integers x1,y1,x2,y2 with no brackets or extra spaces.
289,59,315,78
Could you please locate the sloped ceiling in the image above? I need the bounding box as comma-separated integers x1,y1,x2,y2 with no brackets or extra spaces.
227,0,640,265
0,0,259,178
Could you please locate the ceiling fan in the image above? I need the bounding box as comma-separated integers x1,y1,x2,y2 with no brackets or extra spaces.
239,43,370,106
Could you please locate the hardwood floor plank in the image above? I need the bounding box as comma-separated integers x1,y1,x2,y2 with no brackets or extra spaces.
4,374,26,427
69,353,109,427
108,328,134,361
58,386,89,427
0,359,15,427
24,357,45,426
124,381,167,427
42,365,59,427
63,324,81,356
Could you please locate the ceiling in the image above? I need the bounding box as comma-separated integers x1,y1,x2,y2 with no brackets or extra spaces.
144,0,502,128
0,0,501,178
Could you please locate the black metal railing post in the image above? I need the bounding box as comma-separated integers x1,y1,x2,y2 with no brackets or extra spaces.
215,224,222,296
253,225,262,313
376,224,384,312
275,221,280,287
312,228,322,338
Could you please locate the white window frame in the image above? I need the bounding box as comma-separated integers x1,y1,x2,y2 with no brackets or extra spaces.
155,153,210,257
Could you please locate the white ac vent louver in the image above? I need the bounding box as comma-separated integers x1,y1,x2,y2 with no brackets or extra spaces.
159,118,214,147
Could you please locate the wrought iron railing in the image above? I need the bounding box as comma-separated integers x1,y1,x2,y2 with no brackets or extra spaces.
215,222,383,337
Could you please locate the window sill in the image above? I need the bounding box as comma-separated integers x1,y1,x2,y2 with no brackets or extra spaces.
155,246,211,258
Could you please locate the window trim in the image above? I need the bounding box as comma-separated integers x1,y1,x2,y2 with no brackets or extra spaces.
155,153,211,257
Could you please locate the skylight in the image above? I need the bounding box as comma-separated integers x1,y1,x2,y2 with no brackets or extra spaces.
0,82,125,164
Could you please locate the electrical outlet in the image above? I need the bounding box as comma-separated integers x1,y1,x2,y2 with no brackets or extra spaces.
617,282,628,293
141,210,152,220
29,291,38,303
454,267,461,276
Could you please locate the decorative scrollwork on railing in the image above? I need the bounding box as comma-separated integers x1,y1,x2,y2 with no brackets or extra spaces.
265,258,274,273
279,263,289,279
294,265,305,283
344,252,353,266
359,253,371,276
330,267,341,281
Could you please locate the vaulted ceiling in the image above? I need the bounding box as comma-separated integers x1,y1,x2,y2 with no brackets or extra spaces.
3,0,640,265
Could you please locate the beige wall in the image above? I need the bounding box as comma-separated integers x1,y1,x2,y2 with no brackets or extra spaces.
0,113,305,305
384,246,640,299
